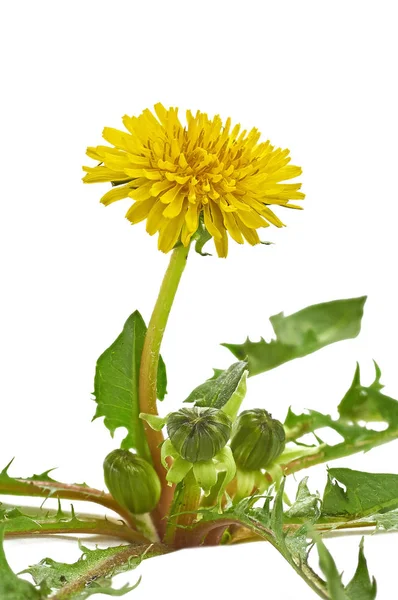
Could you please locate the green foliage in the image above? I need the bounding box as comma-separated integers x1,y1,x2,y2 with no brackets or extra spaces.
199,473,381,599
0,525,42,599
184,361,248,409
0,500,134,541
282,363,398,477
193,217,212,256
223,296,366,376
322,468,398,519
338,362,398,425
93,311,167,456
21,543,141,598
317,537,377,600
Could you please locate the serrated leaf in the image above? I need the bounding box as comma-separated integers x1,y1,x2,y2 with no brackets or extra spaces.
345,538,377,600
223,296,366,376
374,509,398,531
93,311,167,457
285,477,321,520
280,364,398,479
21,541,167,599
317,537,376,600
184,361,248,409
316,536,348,600
322,468,398,518
22,543,139,590
0,525,42,599
338,362,398,425
0,501,135,541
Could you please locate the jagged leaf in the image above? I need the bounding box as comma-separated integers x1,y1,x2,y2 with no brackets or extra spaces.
338,362,398,425
93,311,167,456
285,477,321,520
0,501,134,541
345,538,377,600
0,525,42,599
223,296,366,376
280,363,398,477
317,537,376,600
21,541,168,598
184,361,248,409
22,543,140,591
322,468,398,518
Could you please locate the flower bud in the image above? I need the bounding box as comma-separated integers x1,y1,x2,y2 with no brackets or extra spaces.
103,449,161,514
166,407,232,463
230,409,285,470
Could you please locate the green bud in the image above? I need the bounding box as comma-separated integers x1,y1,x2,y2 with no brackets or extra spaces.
166,407,232,463
230,409,285,470
103,449,161,514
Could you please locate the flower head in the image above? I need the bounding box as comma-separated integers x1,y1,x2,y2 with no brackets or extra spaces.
83,103,304,257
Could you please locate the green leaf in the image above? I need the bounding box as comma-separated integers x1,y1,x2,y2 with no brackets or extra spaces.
223,296,366,376
338,362,398,425
317,537,376,600
21,543,141,596
374,509,398,531
281,364,398,478
184,361,248,409
285,477,321,520
316,536,348,600
93,311,167,456
345,539,377,600
0,501,135,541
0,525,42,599
322,468,398,519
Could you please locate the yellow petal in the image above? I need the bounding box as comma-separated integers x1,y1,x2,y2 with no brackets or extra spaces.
261,206,285,227
235,215,261,245
125,198,156,223
163,193,186,218
100,184,132,206
214,229,228,258
151,180,175,196
146,201,167,235
82,166,127,183
128,182,153,202
238,209,268,228
185,202,200,233
159,184,183,204
203,203,222,240
158,208,187,253
223,212,244,244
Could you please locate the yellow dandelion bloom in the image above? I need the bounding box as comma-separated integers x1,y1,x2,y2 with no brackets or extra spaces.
83,103,304,257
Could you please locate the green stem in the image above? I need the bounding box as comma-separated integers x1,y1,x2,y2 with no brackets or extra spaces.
0,478,135,528
139,243,190,534
282,427,398,477
167,470,202,549
4,517,147,543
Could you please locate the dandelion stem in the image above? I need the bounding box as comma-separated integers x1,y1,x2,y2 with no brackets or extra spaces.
139,243,190,536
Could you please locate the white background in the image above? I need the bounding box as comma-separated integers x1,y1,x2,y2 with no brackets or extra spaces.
1,1,398,598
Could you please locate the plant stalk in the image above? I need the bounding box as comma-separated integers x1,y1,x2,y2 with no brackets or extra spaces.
138,243,190,535
168,470,202,549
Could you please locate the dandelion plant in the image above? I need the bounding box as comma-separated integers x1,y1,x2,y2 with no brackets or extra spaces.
2,103,396,599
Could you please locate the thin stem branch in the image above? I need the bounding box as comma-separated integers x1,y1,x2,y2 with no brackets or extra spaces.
0,478,135,528
281,428,398,477
4,518,147,543
139,243,190,535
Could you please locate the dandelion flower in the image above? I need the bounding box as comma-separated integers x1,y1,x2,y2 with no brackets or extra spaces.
83,103,304,257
